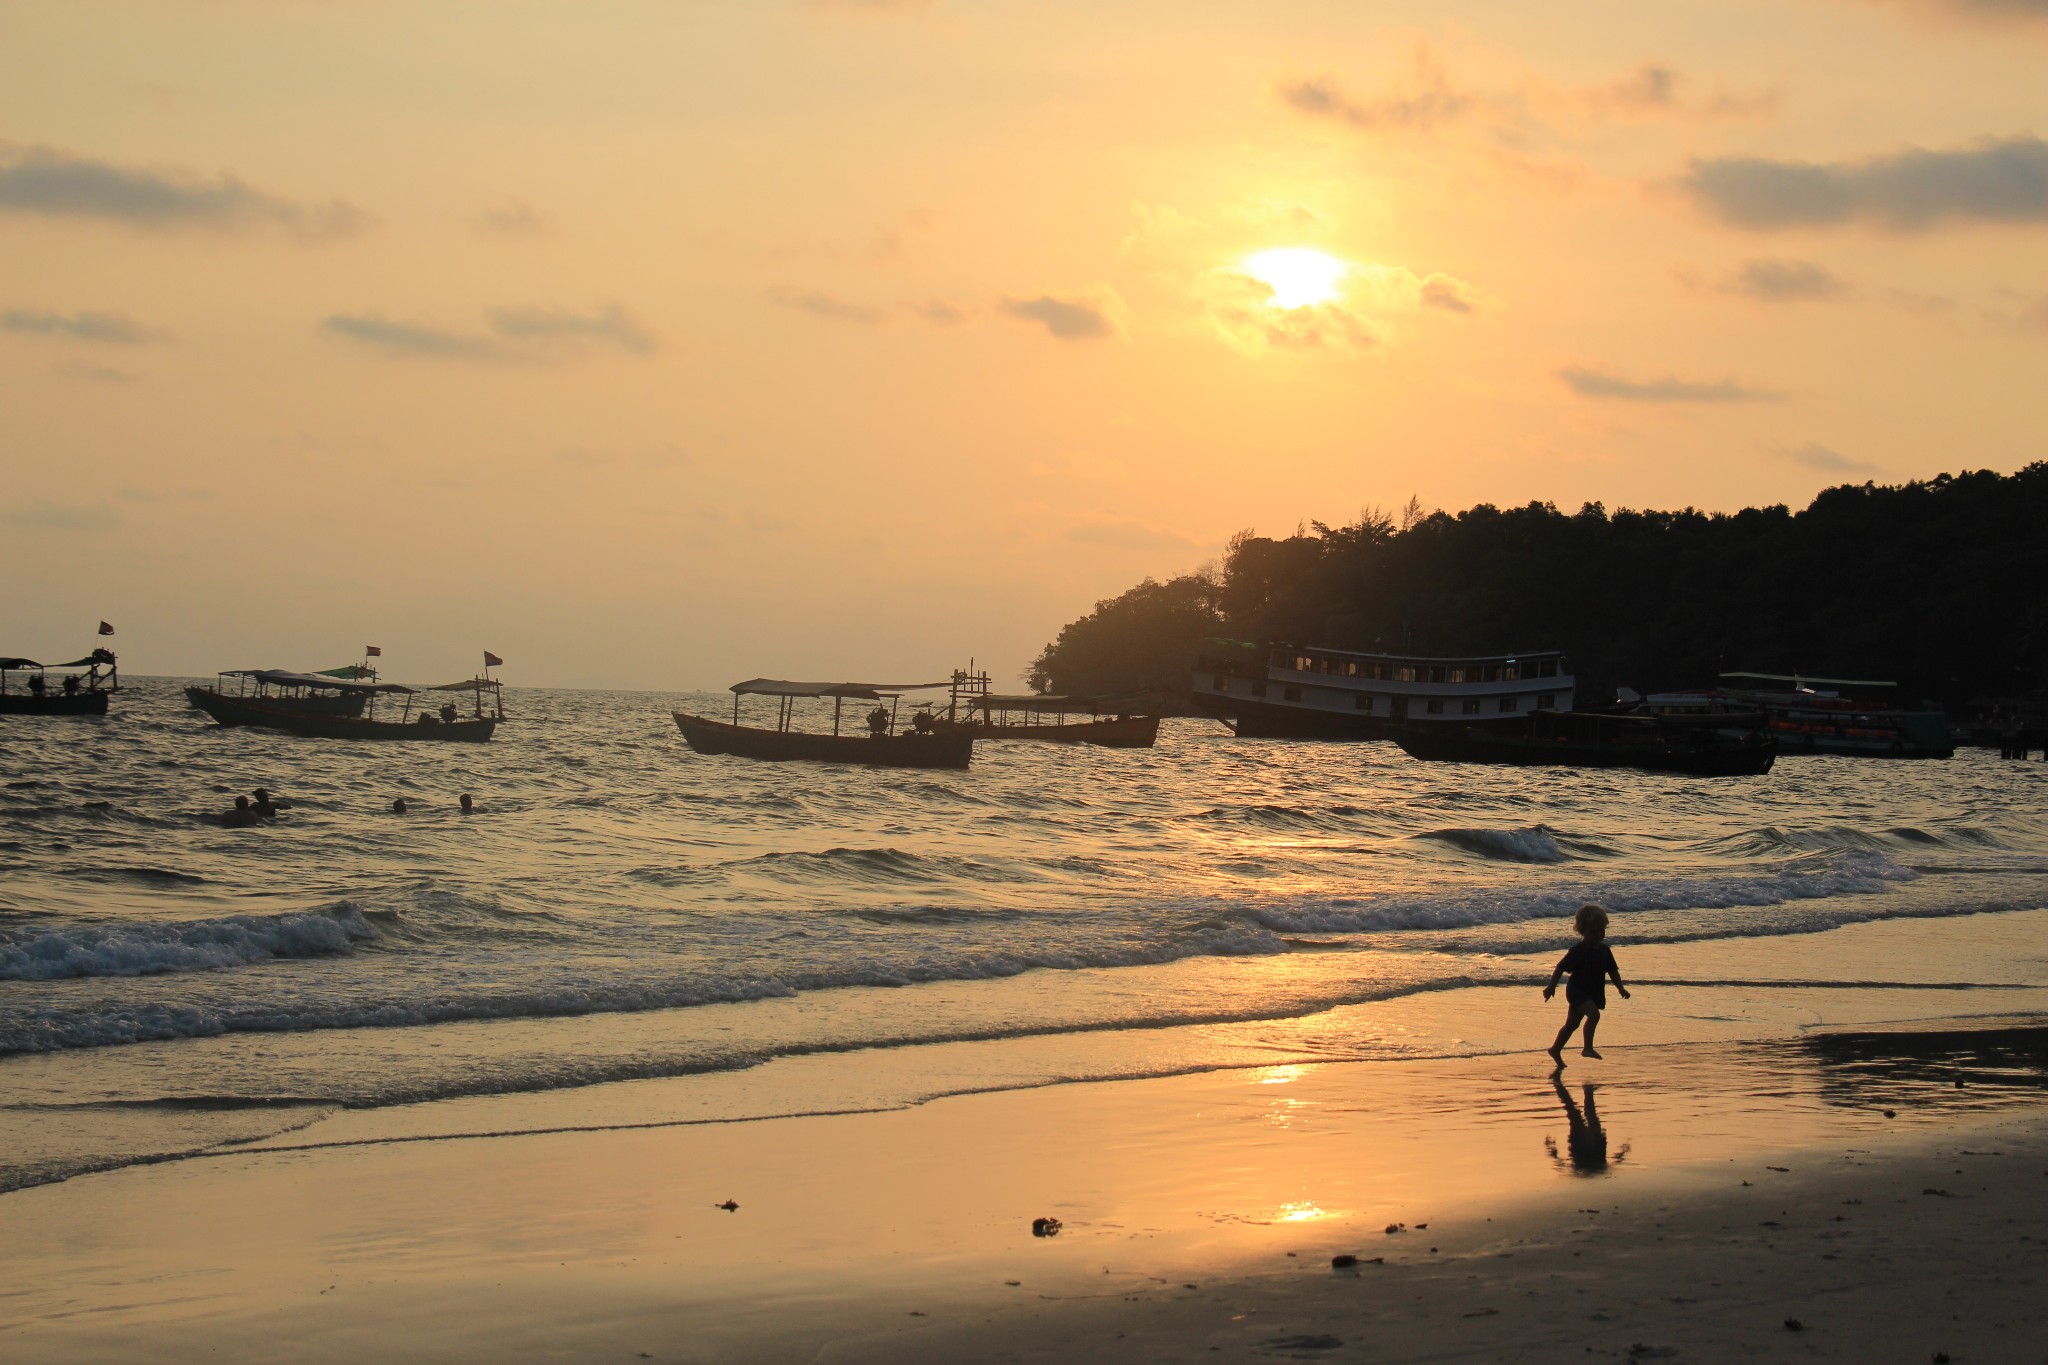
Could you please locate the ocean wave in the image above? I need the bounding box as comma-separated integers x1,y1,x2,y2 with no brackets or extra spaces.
0,906,376,982
1409,824,1614,863
722,847,1033,886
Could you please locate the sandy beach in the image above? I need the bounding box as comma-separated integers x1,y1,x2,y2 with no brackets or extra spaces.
5,985,2044,1363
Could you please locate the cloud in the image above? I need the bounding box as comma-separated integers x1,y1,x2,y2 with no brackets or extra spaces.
488,304,657,354
0,499,120,530
475,200,546,236
904,298,967,325
767,286,882,325
0,308,166,344
1276,52,1474,133
1774,441,1879,473
1559,366,1782,402
321,314,503,360
1064,515,1205,552
0,143,367,237
1418,274,1479,313
1723,258,1849,301
1680,134,2048,231
998,292,1118,340
1593,64,1679,113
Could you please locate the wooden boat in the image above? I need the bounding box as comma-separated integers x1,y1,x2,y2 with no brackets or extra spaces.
1393,710,1776,776
1,649,119,717
1640,673,1954,759
929,672,1159,747
188,668,504,742
186,668,372,718
673,678,972,769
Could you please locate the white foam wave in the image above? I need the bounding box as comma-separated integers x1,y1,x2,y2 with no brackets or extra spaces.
0,907,376,982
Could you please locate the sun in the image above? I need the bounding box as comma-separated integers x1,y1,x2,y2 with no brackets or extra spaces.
1242,247,1349,309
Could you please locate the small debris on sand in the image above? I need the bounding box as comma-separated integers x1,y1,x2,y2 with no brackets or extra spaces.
1264,1334,1343,1351
1783,1317,1804,1331
1031,1216,1063,1237
1331,1254,1359,1268
714,1200,739,1212
1922,1188,1953,1198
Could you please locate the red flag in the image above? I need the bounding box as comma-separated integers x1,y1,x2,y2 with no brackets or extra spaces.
365,645,382,657
98,621,115,635
483,650,504,668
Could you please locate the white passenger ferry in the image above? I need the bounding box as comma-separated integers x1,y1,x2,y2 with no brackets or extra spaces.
1193,641,1575,739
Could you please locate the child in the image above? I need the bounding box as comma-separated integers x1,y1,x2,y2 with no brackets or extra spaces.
1544,904,1630,1068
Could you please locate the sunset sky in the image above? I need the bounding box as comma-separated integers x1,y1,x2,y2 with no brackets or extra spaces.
4,0,2045,689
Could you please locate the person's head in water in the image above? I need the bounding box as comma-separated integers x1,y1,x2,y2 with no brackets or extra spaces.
1575,904,1609,942
458,793,473,814
392,797,408,814
234,795,250,810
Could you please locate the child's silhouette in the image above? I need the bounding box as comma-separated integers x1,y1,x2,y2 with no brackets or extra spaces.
1544,903,1630,1069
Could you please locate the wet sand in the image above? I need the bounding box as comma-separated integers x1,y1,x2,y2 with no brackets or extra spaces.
2,1007,2044,1362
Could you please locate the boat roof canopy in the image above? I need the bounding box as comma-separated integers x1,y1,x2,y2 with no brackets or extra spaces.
426,677,503,692
226,668,415,695
1,657,42,670
730,678,952,699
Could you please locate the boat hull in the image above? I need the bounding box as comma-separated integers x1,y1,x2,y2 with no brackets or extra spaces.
1193,692,1390,739
189,691,496,742
673,712,972,769
184,685,367,718
0,691,109,717
936,715,1159,748
1394,721,1775,776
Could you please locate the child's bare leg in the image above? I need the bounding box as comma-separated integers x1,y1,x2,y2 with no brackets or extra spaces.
1548,1007,1583,1067
1580,1008,1603,1058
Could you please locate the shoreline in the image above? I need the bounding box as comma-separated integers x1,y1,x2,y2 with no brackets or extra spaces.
3,1017,2044,1362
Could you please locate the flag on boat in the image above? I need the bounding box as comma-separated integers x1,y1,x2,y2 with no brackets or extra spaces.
484,651,504,668
97,621,114,635
366,645,382,657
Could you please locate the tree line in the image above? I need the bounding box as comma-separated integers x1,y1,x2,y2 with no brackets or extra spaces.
1030,465,2048,712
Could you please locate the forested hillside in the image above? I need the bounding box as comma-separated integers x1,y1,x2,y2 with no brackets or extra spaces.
1031,466,2048,710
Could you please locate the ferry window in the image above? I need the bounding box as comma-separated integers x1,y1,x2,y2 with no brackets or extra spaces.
1343,661,1359,677
1461,699,1481,715
1283,686,1301,702
1353,694,1373,711
1537,693,1555,710
1445,667,1465,684
1540,659,1557,677
1394,666,1417,682
1251,682,1267,698
1498,697,1518,712
1213,677,1229,692
1427,666,1443,683
1485,665,1502,682
1425,699,1444,714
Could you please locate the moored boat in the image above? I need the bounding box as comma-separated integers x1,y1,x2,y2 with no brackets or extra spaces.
1393,710,1776,776
1640,672,1953,759
187,664,505,742
931,668,1159,747
674,678,972,769
0,648,119,718
1194,640,1574,739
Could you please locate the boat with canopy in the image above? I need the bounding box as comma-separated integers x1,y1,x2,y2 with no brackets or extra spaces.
1393,709,1775,776
0,647,120,717
929,667,1158,748
673,678,972,768
186,664,504,742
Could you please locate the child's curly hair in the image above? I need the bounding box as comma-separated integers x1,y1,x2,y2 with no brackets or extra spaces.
1574,904,1610,939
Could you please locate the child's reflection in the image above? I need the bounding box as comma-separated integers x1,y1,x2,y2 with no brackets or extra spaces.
1546,1078,1630,1175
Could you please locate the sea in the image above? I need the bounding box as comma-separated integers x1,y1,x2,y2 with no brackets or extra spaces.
4,678,2047,1192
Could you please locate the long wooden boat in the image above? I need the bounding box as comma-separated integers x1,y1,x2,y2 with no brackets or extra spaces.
1393,711,1775,776
190,690,497,741
930,675,1159,748
1,648,119,718
674,710,970,768
186,668,370,718
1642,673,1955,760
675,676,973,769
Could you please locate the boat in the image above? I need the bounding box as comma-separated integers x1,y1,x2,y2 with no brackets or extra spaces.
1193,639,1575,739
674,678,973,769
1393,709,1776,776
929,667,1159,748
1638,672,1953,759
187,669,503,742
186,665,377,718
0,648,119,717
